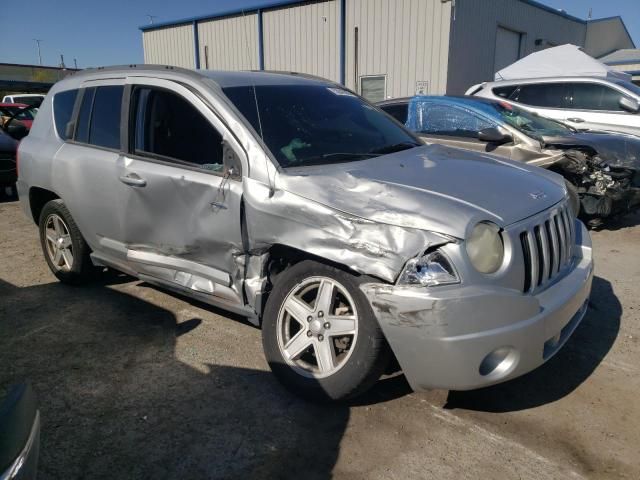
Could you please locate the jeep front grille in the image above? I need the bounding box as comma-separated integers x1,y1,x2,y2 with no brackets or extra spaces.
520,203,575,293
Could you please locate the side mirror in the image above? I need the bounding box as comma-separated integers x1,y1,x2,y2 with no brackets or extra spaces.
619,96,640,113
477,127,513,145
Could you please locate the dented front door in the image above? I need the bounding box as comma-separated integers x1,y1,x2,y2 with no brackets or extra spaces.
116,77,246,305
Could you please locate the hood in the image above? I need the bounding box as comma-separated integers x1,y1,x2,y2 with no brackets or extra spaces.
542,131,640,169
278,145,565,238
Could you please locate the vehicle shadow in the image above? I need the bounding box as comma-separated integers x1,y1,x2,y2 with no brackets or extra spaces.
595,210,640,231
444,275,620,413
0,277,349,480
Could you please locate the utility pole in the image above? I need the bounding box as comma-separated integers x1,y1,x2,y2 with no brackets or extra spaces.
73,58,78,69
146,14,157,25
33,39,43,65
60,54,66,69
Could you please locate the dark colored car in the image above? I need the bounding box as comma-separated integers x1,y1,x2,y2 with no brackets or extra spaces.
0,129,18,194
0,383,40,479
379,95,640,227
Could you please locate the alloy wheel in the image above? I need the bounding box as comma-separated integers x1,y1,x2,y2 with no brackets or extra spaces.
44,214,74,272
276,276,359,378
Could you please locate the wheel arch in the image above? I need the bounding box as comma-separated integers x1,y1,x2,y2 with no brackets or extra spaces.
29,187,60,224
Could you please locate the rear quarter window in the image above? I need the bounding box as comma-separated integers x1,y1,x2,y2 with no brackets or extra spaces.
492,85,518,99
380,103,409,124
53,89,78,140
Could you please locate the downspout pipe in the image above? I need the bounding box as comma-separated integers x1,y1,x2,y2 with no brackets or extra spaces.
258,9,265,70
193,20,200,69
340,0,346,84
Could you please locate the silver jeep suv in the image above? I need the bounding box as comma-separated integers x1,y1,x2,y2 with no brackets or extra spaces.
17,66,593,400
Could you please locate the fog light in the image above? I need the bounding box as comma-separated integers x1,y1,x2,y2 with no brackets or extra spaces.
479,346,519,377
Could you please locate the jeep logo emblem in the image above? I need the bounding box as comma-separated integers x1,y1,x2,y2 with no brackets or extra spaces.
529,191,547,200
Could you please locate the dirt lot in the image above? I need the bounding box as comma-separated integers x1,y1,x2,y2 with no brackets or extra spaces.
1,196,639,479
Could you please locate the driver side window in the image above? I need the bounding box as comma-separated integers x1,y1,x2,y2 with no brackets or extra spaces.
418,104,495,138
130,86,225,173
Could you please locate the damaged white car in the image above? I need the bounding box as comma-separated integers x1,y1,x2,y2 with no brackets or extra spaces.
17,67,593,400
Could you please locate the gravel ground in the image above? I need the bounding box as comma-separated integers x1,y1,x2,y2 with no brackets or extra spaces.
1,196,639,479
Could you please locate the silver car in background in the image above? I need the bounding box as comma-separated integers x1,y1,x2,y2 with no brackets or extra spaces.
17,66,593,400
378,95,640,227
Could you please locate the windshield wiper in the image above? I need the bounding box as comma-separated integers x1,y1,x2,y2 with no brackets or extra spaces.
369,142,421,155
292,152,382,167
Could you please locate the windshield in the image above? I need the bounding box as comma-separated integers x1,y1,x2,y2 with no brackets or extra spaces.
223,84,419,167
482,101,571,138
0,106,35,121
611,79,640,97
12,96,43,107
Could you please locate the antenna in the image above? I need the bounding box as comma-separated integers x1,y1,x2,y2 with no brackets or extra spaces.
587,8,593,20
146,14,157,25
240,9,272,193
33,39,43,65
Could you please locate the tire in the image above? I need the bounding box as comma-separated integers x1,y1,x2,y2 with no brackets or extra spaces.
262,260,389,401
39,199,97,284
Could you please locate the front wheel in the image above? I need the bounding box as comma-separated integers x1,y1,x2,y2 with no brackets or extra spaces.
262,260,389,401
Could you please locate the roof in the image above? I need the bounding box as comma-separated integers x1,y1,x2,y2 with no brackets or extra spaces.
139,0,305,31
50,65,333,90
494,44,631,82
201,70,335,87
599,49,640,66
138,0,624,32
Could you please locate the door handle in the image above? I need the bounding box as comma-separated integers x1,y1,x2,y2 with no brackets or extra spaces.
566,117,584,123
119,173,147,187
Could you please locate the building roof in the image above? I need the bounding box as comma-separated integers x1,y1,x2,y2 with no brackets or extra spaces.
139,0,305,31
599,49,640,65
139,0,618,32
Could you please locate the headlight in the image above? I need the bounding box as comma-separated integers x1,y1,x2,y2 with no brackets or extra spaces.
398,249,460,286
466,222,504,274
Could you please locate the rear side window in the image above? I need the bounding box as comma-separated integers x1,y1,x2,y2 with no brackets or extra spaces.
492,85,518,99
53,89,78,140
131,87,223,170
567,83,629,111
512,83,569,108
410,104,495,138
74,85,123,149
75,88,95,143
380,103,409,124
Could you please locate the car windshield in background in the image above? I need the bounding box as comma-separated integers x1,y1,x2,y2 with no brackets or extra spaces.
486,102,571,138
0,106,35,121
612,79,640,97
13,97,42,107
223,84,419,167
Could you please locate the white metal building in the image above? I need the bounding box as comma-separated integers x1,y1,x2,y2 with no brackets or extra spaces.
140,0,635,100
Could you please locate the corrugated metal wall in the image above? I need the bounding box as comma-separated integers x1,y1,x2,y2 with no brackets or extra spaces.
198,14,259,70
447,0,586,94
345,0,452,98
142,24,195,68
263,1,341,82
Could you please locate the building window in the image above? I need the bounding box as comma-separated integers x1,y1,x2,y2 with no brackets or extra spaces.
360,75,386,103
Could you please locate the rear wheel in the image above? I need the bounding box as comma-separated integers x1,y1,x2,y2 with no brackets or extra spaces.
262,260,389,401
39,199,97,284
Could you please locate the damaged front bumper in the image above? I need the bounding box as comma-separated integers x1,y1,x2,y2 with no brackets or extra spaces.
360,221,594,392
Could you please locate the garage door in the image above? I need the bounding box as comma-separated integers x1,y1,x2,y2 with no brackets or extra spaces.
494,27,522,73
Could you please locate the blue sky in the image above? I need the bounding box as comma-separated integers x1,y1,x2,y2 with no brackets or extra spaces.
1,0,638,68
